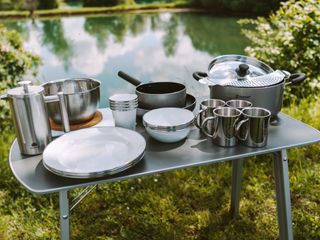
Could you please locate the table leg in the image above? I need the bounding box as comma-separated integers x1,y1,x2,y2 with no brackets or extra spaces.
273,150,293,240
59,190,70,240
230,158,243,218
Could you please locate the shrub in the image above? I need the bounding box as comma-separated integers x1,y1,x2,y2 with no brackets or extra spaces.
0,25,40,131
239,0,320,103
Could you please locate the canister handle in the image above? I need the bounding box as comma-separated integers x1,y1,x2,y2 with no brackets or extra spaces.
44,93,70,133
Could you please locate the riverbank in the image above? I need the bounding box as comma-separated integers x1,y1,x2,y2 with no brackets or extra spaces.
0,2,207,20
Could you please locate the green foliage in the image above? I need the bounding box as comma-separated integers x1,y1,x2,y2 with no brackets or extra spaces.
0,25,40,131
0,0,58,10
83,0,135,7
188,0,281,16
239,0,320,102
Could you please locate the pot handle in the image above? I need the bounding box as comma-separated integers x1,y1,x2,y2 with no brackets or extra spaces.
286,72,306,85
44,93,70,133
193,72,208,81
118,71,142,86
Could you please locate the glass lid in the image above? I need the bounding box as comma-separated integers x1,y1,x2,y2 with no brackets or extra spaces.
206,55,283,87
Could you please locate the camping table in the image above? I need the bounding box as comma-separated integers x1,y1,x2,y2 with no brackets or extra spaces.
9,112,320,240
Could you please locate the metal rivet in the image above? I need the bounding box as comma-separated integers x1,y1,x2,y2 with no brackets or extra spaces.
62,215,68,219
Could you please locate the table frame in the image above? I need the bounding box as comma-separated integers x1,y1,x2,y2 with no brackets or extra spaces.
9,113,320,240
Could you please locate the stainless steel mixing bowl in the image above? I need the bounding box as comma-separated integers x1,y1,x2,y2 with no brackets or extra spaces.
42,78,100,124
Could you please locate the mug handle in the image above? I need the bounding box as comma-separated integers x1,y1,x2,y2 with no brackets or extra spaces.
194,108,206,129
235,118,249,141
201,116,218,138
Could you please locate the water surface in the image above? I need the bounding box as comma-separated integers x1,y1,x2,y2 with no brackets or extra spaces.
4,13,248,107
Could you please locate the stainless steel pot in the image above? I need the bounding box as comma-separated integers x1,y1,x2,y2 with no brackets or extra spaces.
193,55,305,117
42,78,100,124
0,81,70,155
118,71,186,110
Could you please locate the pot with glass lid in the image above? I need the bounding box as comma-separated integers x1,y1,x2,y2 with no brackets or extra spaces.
193,55,305,118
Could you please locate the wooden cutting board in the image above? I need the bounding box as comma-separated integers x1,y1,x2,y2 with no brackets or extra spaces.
50,111,103,131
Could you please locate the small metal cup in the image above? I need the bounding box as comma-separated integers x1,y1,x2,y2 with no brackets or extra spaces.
226,99,253,109
195,99,225,134
201,107,242,147
236,107,271,147
226,99,253,140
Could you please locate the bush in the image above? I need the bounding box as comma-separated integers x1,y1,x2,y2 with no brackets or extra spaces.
0,25,40,131
82,0,135,7
188,0,281,16
239,0,320,103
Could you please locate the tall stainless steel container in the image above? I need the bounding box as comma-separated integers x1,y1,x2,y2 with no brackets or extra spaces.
1,81,70,155
5,81,52,155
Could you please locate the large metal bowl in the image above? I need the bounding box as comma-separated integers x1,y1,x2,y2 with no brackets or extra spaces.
42,78,100,124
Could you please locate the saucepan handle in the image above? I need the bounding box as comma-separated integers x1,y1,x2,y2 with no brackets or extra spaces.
286,72,306,86
44,93,70,133
193,72,208,81
118,71,142,86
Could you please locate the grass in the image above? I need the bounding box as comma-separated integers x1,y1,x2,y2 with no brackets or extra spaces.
0,94,319,239
0,2,203,19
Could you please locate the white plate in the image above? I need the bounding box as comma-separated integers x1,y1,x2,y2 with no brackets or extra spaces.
43,127,146,178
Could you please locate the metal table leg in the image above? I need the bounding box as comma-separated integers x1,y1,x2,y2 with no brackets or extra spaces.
59,190,70,240
230,158,243,218
273,150,293,240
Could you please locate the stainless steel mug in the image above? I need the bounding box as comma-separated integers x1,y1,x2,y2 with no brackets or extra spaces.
1,81,70,155
226,99,252,109
226,99,253,140
236,107,271,147
195,99,225,134
201,107,242,147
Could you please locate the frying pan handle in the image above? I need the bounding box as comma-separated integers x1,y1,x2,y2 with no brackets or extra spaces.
118,71,142,86
286,72,306,85
193,72,208,81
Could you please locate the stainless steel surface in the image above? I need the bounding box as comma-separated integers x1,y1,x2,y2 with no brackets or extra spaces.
8,112,320,194
195,99,225,134
237,107,271,147
201,107,242,147
230,159,244,217
42,78,100,124
109,93,138,111
59,190,70,240
118,71,186,110
42,127,146,178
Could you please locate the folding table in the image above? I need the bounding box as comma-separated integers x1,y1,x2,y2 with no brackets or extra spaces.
9,112,320,240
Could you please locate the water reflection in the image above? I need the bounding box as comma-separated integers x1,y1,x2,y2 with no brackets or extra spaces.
4,13,248,107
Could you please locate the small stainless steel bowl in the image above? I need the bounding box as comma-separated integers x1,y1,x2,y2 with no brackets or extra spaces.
42,78,100,124
143,108,194,143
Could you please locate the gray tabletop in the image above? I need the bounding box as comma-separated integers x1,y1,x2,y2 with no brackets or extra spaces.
9,113,320,194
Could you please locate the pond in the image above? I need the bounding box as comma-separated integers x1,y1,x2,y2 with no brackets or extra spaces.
4,12,248,107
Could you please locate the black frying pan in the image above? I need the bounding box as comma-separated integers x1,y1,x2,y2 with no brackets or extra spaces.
118,71,186,110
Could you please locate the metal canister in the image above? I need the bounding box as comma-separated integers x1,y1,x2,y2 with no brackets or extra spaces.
4,81,52,155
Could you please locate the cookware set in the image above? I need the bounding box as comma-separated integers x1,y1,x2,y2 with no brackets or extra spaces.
1,54,306,178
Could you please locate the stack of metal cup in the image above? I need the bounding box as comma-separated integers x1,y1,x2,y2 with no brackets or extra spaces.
109,93,138,130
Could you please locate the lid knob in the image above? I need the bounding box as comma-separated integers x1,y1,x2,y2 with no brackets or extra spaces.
236,64,249,77
18,80,32,93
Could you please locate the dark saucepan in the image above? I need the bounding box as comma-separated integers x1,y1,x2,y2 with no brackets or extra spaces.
118,71,186,110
